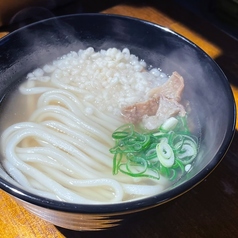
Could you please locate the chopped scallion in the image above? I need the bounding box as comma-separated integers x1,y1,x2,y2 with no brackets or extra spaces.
109,116,199,181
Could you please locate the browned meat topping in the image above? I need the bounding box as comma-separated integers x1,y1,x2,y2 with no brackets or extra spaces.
142,96,186,130
121,71,186,129
147,71,184,101
121,97,159,123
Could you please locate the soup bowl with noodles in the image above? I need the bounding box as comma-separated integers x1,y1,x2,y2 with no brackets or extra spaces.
0,14,235,231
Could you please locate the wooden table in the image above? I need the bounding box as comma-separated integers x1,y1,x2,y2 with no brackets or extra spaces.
1,1,238,237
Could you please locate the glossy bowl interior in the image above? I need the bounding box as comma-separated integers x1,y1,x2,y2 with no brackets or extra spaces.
0,13,235,231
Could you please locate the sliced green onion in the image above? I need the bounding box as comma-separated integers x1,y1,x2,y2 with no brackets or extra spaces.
172,159,185,176
110,116,199,181
156,142,175,168
160,117,178,132
118,163,160,179
176,137,197,165
145,148,157,160
112,123,134,139
126,156,147,175
168,169,177,181
185,164,192,172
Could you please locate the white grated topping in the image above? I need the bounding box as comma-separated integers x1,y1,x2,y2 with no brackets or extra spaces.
26,47,168,116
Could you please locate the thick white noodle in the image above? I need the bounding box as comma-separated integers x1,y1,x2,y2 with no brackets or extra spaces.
2,127,124,203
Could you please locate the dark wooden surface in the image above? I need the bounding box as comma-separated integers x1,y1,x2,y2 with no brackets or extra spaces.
0,0,238,237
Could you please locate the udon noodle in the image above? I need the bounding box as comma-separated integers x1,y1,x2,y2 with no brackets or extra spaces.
0,47,194,204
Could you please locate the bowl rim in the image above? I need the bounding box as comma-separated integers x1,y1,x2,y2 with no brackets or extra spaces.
0,12,236,214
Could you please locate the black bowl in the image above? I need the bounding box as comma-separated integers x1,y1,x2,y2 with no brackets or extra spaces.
0,13,235,230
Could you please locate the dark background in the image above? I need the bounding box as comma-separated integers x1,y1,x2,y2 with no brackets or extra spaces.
1,0,238,40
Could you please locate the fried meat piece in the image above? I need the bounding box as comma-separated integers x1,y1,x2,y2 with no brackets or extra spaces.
121,71,185,124
142,96,186,130
148,71,184,101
